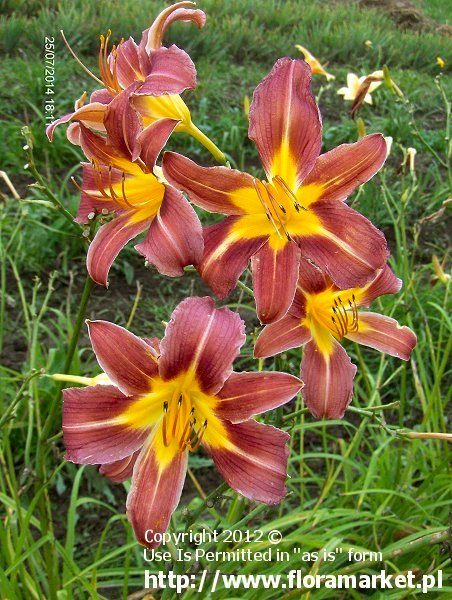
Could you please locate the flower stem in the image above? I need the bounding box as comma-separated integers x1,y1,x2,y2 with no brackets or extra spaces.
188,122,227,165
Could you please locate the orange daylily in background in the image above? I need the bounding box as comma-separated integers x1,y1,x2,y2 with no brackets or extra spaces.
295,45,335,81
62,298,302,547
255,259,416,419
163,58,389,325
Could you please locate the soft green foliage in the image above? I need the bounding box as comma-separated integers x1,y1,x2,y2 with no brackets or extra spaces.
0,0,450,598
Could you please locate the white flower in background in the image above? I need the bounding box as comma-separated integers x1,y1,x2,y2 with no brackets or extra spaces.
337,71,383,104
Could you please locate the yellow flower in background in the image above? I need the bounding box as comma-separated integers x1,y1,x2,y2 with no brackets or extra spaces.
337,71,383,104
436,56,445,68
295,45,335,81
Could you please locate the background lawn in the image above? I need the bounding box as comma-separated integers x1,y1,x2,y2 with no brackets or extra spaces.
0,0,450,598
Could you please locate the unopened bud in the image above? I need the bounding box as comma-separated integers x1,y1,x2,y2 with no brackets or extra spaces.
356,118,366,139
407,147,417,173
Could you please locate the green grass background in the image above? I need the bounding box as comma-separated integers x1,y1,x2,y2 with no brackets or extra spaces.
0,0,450,598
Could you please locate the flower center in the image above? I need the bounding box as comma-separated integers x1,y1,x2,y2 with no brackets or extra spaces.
253,175,307,241
306,290,359,341
83,159,165,213
330,294,359,339
161,390,208,452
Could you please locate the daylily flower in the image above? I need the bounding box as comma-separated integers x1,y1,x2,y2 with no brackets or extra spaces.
295,45,335,81
62,297,303,547
46,3,224,162
337,71,383,105
75,91,203,286
163,58,389,324
254,258,416,419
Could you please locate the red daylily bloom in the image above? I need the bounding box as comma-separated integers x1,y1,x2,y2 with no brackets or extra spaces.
46,2,204,142
254,258,416,419
62,297,302,548
76,91,203,286
163,58,389,324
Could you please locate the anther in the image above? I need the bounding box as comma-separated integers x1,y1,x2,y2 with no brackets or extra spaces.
273,175,307,211
162,401,169,447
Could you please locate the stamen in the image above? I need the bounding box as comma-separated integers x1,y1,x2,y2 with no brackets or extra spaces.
273,175,307,211
253,178,282,238
332,306,346,337
171,394,183,438
108,166,119,201
331,316,343,339
190,420,207,452
91,160,110,199
162,401,169,447
60,30,104,87
120,172,135,208
331,294,359,338
263,182,292,241
178,407,195,450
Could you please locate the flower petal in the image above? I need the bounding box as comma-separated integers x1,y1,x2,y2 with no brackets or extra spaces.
87,211,149,287
301,339,356,419
299,134,387,206
162,151,262,215
254,315,311,358
104,84,143,160
87,320,159,395
205,420,289,504
127,440,187,548
298,201,389,288
63,385,150,464
217,372,303,423
135,185,203,276
46,102,107,141
199,217,267,298
78,123,127,168
251,240,301,324
356,265,402,307
134,45,197,95
297,256,331,296
114,37,144,89
248,58,321,190
142,2,206,52
346,312,416,359
99,450,140,482
159,297,246,394
137,119,179,169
